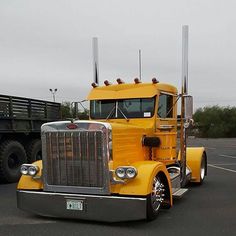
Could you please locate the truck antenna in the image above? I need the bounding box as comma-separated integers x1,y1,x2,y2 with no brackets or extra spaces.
92,37,99,85
139,49,142,81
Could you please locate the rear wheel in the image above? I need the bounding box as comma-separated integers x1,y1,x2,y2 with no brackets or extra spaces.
26,139,42,163
147,175,166,220
0,140,27,183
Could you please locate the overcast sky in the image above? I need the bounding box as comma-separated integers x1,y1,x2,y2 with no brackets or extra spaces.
0,0,235,108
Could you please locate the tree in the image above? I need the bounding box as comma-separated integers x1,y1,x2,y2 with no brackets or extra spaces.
61,102,72,119
61,101,89,120
193,106,236,138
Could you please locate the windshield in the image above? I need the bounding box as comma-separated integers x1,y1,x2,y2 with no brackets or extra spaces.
90,97,155,119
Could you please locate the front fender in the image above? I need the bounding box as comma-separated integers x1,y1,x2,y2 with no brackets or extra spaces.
112,161,172,205
17,160,43,190
186,147,207,183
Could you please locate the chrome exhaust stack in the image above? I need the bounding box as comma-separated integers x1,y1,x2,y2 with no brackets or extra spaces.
180,25,189,186
92,37,99,85
182,25,188,95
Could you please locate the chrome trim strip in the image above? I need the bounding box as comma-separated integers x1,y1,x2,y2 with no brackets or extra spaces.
41,120,112,132
18,190,146,201
158,125,175,130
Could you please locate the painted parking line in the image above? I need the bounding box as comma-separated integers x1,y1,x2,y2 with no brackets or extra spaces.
219,154,236,159
0,216,56,226
211,163,236,166
208,164,236,173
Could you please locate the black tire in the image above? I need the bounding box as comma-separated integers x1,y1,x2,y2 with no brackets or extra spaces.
26,139,42,163
147,174,167,221
0,140,27,183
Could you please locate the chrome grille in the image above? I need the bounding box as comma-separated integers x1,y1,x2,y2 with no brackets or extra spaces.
42,128,110,195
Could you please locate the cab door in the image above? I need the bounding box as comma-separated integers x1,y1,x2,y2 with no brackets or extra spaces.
154,92,177,164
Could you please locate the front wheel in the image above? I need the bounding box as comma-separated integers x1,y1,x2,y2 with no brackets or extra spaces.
146,175,166,220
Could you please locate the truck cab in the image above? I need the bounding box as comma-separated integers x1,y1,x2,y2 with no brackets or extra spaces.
88,80,178,165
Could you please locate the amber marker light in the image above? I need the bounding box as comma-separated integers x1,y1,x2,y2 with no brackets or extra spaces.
104,80,112,86
91,82,98,88
116,78,125,84
134,78,141,84
152,78,159,84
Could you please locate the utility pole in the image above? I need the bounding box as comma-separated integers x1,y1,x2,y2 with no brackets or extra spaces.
49,88,58,102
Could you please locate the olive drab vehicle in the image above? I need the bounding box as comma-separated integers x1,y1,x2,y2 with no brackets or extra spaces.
0,96,60,183
17,26,207,222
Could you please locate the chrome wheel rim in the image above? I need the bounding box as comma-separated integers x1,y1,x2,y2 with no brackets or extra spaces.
151,177,165,211
200,158,205,180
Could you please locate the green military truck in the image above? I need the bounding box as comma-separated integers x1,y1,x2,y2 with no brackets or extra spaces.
0,94,61,183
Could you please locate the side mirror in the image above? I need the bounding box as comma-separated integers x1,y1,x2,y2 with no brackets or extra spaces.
184,95,193,119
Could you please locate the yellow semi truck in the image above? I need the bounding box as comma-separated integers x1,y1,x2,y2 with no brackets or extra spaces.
16,26,207,222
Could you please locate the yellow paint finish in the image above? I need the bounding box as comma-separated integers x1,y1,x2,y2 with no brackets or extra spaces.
178,147,205,183
154,132,177,164
109,122,152,167
88,83,177,100
106,117,156,130
17,160,43,190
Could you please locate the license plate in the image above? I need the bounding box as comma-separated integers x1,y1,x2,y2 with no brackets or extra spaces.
66,199,84,211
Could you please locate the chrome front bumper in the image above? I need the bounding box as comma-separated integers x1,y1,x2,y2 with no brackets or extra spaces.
17,190,147,222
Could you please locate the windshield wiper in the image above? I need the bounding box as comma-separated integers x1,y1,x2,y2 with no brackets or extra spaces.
117,106,129,121
105,105,116,120
105,103,129,121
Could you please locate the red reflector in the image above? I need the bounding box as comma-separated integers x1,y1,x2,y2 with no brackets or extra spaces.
67,123,78,129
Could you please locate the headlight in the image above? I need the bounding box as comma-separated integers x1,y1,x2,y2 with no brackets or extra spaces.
115,167,126,179
20,164,39,176
28,166,39,176
20,165,28,175
126,168,137,178
115,166,137,179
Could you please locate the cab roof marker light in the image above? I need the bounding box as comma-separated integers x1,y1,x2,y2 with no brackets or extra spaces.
116,78,125,84
91,82,98,88
152,78,159,84
104,80,112,86
134,78,141,84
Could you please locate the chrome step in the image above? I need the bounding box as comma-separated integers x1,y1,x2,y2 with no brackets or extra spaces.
172,188,188,199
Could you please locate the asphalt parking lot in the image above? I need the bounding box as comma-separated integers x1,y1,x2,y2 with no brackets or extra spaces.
0,138,235,236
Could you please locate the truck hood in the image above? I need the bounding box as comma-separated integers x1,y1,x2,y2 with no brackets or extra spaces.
108,121,151,166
